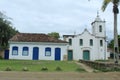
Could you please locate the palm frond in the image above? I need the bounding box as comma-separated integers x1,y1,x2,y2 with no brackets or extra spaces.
112,0,120,4
101,0,111,11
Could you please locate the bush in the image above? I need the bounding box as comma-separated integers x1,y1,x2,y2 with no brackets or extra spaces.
55,66,62,71
100,68,110,72
22,67,29,71
41,67,48,71
0,56,3,60
114,67,120,71
5,66,12,71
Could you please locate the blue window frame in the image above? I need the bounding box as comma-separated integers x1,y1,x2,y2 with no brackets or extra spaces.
12,46,18,55
22,47,29,56
45,47,51,56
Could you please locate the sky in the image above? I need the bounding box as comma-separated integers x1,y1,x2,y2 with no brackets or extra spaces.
0,0,120,40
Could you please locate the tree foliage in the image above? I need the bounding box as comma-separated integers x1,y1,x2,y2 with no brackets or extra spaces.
0,12,18,50
48,32,60,39
108,35,120,51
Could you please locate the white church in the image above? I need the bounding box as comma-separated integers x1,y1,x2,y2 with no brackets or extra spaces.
63,14,108,61
8,14,108,61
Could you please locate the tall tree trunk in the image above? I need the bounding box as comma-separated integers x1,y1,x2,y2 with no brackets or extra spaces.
113,4,119,64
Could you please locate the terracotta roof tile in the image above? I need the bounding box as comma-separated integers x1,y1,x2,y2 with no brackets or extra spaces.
9,33,67,43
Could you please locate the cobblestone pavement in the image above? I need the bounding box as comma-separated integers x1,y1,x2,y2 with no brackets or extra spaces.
0,72,120,80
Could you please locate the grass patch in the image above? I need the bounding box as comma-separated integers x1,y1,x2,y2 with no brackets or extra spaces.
75,67,86,72
95,60,110,62
0,60,85,72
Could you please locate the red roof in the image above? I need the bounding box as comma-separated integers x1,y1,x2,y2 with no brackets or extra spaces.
9,33,67,43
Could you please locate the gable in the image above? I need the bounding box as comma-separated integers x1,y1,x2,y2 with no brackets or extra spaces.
76,29,95,38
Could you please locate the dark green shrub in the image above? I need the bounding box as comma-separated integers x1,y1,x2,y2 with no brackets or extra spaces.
5,66,12,71
55,66,62,71
114,67,120,71
0,56,3,60
100,67,112,72
41,67,48,71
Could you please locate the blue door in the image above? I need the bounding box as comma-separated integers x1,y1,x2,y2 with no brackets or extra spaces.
4,50,9,59
33,47,39,60
55,48,61,61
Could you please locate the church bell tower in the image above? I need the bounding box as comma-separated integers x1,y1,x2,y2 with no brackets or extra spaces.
91,12,106,38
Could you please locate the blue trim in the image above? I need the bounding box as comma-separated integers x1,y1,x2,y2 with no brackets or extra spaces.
45,47,51,56
55,48,61,61
22,47,29,56
33,47,39,60
12,46,18,55
4,50,9,59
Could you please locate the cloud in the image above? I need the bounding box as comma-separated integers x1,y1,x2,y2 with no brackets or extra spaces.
0,0,120,40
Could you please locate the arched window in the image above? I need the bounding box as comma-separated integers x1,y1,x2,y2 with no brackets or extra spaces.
22,47,29,56
12,46,18,55
90,39,93,46
69,39,72,45
45,47,51,56
100,40,103,46
99,25,102,32
80,39,83,46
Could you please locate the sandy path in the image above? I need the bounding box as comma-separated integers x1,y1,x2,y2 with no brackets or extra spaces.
0,72,120,80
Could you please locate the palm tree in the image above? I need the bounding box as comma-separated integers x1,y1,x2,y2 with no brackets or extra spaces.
102,0,120,64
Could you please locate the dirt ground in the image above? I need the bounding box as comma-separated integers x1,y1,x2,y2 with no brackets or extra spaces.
0,71,120,80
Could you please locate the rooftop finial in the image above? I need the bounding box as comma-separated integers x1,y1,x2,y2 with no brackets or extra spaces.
97,11,99,17
74,30,76,35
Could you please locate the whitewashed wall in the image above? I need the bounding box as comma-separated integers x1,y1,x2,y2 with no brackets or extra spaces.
9,42,67,60
65,30,107,61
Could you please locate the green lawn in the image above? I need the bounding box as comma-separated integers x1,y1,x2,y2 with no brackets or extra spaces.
0,60,85,72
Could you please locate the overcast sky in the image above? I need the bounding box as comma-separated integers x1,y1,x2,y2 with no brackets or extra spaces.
0,0,120,40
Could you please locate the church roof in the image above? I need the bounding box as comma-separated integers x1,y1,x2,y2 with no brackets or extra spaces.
63,29,95,38
9,33,67,43
91,13,105,25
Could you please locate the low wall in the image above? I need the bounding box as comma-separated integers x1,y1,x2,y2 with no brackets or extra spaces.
79,59,120,72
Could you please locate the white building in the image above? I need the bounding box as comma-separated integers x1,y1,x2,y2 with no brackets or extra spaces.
63,15,108,61
9,33,68,60
8,14,108,61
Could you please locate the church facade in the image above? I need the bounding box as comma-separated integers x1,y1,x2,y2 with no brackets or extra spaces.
8,15,108,61
63,15,108,61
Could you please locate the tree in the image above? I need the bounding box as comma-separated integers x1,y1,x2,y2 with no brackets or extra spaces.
0,12,18,50
108,35,120,52
48,32,60,39
101,0,120,63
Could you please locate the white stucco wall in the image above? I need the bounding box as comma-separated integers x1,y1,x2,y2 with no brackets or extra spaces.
9,42,68,60
64,15,108,61
65,30,107,61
